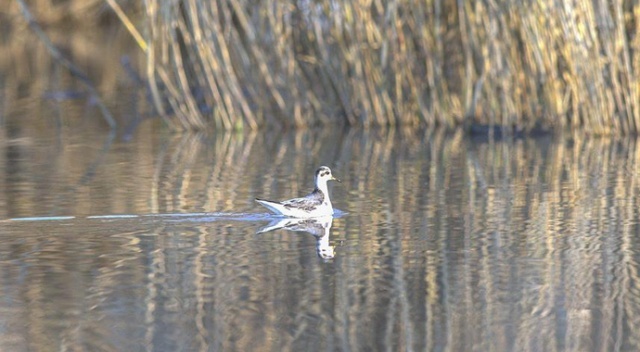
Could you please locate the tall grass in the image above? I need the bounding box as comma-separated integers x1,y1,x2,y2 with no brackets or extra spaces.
138,0,639,133
7,0,640,133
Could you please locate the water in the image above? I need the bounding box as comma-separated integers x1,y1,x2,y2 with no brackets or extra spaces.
1,123,640,351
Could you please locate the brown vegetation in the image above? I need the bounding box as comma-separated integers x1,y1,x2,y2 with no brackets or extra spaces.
5,0,640,133
136,0,640,133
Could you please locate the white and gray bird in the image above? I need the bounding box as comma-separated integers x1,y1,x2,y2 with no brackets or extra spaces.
255,166,340,218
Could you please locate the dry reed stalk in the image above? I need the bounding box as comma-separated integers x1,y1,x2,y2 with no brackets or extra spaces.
131,0,640,133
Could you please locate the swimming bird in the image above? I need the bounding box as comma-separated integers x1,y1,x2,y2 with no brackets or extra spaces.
255,166,340,218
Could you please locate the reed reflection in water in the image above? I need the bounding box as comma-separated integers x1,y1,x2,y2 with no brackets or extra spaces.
1,126,640,351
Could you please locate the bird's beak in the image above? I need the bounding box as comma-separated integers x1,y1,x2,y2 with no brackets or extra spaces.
332,176,341,183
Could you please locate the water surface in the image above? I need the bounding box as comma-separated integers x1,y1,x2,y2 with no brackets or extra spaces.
1,124,640,351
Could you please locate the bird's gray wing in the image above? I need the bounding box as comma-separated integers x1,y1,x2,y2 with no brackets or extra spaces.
281,194,323,212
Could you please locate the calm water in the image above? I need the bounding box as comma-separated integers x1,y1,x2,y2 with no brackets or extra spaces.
1,123,640,351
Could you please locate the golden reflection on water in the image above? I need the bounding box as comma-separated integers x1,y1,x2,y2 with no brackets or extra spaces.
1,125,640,350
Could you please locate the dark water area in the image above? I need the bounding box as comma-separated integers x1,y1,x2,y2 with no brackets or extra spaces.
1,117,640,351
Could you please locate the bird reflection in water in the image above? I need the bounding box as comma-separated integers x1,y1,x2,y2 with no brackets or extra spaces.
257,216,336,260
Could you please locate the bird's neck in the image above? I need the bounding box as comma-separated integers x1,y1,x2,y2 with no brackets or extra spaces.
315,180,330,198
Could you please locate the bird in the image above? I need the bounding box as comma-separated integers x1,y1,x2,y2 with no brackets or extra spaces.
255,166,340,218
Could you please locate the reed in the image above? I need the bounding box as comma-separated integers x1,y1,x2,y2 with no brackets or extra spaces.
7,0,639,133
132,0,639,133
